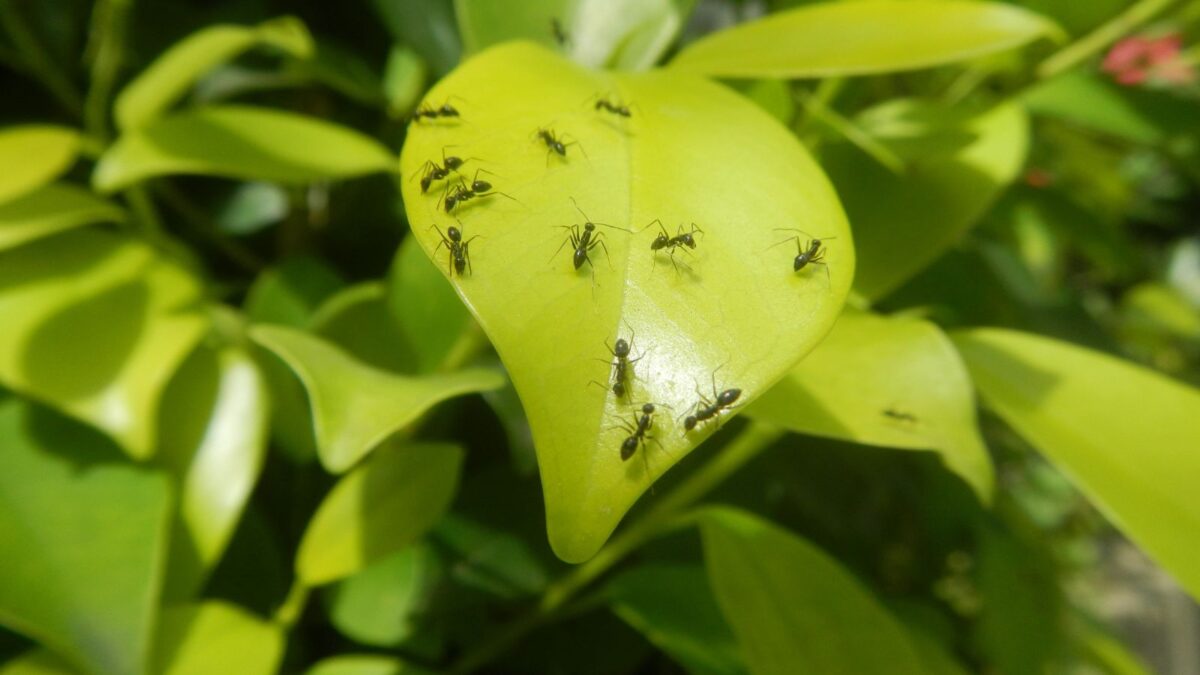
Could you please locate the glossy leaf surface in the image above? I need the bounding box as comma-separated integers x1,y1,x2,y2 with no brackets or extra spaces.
0,126,80,204
399,42,852,562
250,325,503,472
115,17,313,130
953,328,1200,599
0,229,208,458
748,311,993,502
94,105,396,192
670,1,1061,78
699,507,925,675
296,442,464,585
0,184,124,253
0,401,171,675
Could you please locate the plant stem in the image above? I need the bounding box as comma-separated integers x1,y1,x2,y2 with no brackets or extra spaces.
447,422,783,674
272,577,310,627
83,0,133,142
1036,0,1182,80
0,1,84,117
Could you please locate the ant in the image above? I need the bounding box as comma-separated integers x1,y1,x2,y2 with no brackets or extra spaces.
770,229,834,281
590,94,634,118
553,198,616,275
615,403,663,462
883,408,918,424
646,220,703,273
551,18,570,47
590,327,643,398
411,147,475,194
441,169,517,214
683,366,742,432
534,127,586,165
410,98,462,123
430,224,478,277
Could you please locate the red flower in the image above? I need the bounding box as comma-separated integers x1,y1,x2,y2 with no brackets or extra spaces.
1102,33,1195,86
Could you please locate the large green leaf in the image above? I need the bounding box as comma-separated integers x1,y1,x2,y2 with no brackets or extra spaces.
608,564,745,675
0,229,208,458
249,325,504,472
311,282,416,374
327,545,440,647
386,236,474,373
158,346,270,600
699,507,925,675
0,126,80,204
0,401,172,675
400,42,852,562
152,602,283,675
747,311,993,502
952,329,1200,600
1021,72,1162,144
0,184,125,253
670,1,1061,78
296,442,463,585
93,105,396,192
456,0,696,70
822,99,1028,300
115,17,313,131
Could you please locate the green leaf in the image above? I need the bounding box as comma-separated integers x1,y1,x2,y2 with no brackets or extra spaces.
305,655,432,675
0,126,80,204
0,650,76,675
152,602,284,675
215,182,288,236
386,236,475,373
699,507,925,675
608,564,746,675
311,282,416,374
296,442,464,585
382,46,427,119
0,401,172,675
456,0,696,70
747,311,993,502
158,346,270,600
93,105,396,192
1021,72,1162,144
327,544,441,647
0,229,208,458
823,99,1028,300
115,17,314,131
952,329,1200,600
249,324,504,472
400,41,852,563
246,256,345,328
670,1,1062,78
0,183,125,253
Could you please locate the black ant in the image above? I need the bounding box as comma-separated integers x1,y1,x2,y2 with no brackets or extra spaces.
590,327,642,398
534,127,586,164
441,169,517,214
411,98,462,123
646,220,703,272
411,147,474,194
683,367,742,432
430,224,478,277
770,228,834,280
552,198,615,274
591,94,634,118
551,18,570,47
615,403,661,462
883,408,918,424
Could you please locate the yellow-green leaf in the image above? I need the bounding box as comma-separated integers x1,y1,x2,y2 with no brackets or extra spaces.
249,324,504,472
0,401,172,675
670,1,1062,78
699,507,925,675
952,328,1200,600
94,105,396,193
296,442,463,585
159,346,270,599
115,17,313,131
0,650,77,675
305,655,431,675
152,602,284,675
0,183,125,253
0,126,80,204
400,42,852,563
747,311,993,502
0,229,208,458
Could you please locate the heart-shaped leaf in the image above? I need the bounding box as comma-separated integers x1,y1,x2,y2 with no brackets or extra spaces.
669,1,1062,78
399,42,852,562
250,324,504,472
747,311,993,502
0,126,80,204
0,183,125,253
93,105,396,193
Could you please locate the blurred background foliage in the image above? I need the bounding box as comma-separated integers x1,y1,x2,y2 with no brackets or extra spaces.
0,0,1198,674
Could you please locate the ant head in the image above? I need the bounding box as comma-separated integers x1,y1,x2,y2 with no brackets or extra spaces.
583,222,595,232
439,104,459,116
717,388,742,406
680,234,696,247
553,142,566,155
684,416,698,431
614,338,630,356
620,436,638,461
446,226,462,241
642,403,655,414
